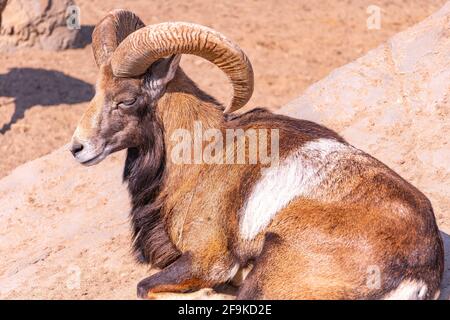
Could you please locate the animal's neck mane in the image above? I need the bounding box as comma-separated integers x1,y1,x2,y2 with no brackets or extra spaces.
123,68,224,267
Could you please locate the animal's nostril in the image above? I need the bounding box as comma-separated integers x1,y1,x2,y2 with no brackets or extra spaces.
70,142,84,156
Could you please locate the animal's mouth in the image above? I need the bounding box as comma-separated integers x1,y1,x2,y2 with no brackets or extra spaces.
80,151,107,166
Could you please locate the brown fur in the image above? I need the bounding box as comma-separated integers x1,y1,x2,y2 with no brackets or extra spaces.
72,54,443,300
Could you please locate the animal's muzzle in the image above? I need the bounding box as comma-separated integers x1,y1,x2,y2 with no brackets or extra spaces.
70,139,84,157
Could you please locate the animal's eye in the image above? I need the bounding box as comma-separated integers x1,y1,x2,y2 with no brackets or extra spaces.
118,98,137,108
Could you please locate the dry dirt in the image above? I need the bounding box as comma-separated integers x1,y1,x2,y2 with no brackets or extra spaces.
0,0,446,177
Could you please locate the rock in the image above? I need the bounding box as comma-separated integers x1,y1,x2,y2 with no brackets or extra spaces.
0,0,80,52
0,1,7,26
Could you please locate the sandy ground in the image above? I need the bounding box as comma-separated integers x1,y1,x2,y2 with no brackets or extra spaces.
0,0,446,177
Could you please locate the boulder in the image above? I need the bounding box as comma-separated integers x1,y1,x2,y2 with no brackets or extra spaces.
0,147,233,299
0,0,80,51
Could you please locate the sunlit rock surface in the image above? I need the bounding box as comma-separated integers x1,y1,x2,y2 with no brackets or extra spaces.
0,2,449,299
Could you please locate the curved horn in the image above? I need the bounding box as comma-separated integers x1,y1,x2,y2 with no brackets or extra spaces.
92,9,145,67
110,22,254,113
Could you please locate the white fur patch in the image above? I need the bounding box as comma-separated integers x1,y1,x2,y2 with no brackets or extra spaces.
227,263,241,281
239,138,354,240
383,279,428,300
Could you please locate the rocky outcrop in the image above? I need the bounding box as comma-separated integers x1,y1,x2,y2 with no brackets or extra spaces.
0,1,7,27
0,2,449,299
0,0,80,51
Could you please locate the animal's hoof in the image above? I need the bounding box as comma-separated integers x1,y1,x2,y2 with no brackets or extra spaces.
137,283,150,299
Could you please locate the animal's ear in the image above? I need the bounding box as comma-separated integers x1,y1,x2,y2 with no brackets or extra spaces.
144,54,181,99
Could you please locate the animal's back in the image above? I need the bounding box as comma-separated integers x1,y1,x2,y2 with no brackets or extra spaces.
234,112,444,299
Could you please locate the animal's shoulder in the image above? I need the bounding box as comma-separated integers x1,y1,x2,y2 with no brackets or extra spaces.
225,107,345,142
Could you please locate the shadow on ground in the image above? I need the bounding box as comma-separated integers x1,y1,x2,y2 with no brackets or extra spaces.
439,231,450,300
0,67,94,133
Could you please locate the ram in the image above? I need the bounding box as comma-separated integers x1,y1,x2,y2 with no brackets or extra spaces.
70,9,443,299
0,0,6,26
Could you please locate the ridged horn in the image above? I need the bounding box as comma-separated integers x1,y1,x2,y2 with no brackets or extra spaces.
110,22,254,113
92,9,145,67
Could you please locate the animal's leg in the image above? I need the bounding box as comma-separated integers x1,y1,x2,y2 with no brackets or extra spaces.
137,251,237,299
137,253,207,298
238,228,373,300
143,288,235,300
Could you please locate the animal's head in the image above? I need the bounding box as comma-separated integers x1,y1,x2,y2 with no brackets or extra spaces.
70,9,253,166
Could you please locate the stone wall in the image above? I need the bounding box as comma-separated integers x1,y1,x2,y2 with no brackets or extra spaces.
0,0,79,51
